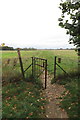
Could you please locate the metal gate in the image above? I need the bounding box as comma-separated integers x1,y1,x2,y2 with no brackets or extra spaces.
32,57,47,89
17,49,47,89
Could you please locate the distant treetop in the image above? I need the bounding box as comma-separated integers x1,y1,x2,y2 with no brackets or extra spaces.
1,43,5,46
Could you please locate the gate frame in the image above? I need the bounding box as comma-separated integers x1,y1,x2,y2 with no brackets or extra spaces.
32,57,47,89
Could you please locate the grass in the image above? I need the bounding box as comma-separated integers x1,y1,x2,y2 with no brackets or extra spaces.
52,76,79,118
2,78,46,118
2,49,78,118
2,50,78,76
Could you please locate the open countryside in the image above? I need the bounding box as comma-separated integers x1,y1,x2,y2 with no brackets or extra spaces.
1,0,80,119
2,49,79,118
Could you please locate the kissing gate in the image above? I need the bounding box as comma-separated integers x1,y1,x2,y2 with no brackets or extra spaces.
17,49,47,89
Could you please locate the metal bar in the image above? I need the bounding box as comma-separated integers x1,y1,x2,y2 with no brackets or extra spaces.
37,69,45,78
17,48,25,80
32,57,36,77
56,63,69,75
45,60,47,89
32,57,47,61
24,64,32,73
54,56,57,79
35,64,44,68
32,57,34,77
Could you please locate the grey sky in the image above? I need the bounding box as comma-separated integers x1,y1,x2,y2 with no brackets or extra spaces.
0,0,75,49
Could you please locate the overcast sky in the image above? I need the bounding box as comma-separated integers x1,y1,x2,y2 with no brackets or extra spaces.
0,0,75,49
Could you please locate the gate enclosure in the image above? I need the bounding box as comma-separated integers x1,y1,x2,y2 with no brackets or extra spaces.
17,48,47,89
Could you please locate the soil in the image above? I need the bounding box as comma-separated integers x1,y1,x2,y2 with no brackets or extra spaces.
40,72,68,118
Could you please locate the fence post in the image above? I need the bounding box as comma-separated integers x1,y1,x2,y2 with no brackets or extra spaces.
45,60,47,89
32,57,36,78
54,56,57,79
32,57,34,78
17,48,25,80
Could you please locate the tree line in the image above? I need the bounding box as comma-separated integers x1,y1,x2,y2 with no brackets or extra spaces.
0,45,37,51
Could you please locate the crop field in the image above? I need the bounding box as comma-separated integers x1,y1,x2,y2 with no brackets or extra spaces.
2,50,79,118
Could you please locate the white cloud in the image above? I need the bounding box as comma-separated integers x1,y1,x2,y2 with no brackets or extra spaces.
0,0,75,49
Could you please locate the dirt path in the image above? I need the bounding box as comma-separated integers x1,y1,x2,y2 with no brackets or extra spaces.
41,72,68,118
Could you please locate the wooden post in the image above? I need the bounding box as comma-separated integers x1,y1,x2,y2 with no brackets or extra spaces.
45,60,47,89
17,48,25,80
54,56,57,79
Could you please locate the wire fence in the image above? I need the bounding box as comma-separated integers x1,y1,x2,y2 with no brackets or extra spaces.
2,57,32,84
53,56,78,79
2,54,78,84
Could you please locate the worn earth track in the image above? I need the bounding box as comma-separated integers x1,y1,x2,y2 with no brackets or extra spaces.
40,72,68,118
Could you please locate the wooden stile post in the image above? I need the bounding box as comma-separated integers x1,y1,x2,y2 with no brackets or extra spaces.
54,56,57,79
17,48,25,80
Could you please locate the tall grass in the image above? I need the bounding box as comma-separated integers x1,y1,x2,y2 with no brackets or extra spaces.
2,50,78,79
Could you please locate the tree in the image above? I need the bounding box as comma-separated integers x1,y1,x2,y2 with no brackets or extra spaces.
0,46,14,50
58,0,80,47
1,43,5,46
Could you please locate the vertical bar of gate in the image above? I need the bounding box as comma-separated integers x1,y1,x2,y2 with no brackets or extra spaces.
54,56,57,79
17,48,25,80
32,57,34,78
45,60,47,89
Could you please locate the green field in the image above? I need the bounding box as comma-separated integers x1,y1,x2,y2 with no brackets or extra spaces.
2,50,79,118
2,50,78,80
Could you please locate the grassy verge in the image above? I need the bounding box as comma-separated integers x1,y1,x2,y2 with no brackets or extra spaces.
2,76,46,118
52,76,79,118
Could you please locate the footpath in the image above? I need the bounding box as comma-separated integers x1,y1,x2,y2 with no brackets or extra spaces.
41,73,68,118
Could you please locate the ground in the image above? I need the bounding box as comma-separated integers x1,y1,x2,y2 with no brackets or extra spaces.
41,72,68,118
